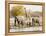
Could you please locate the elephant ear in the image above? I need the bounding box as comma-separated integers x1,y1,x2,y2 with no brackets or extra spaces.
11,6,25,17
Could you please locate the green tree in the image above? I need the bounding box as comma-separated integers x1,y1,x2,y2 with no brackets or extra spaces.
11,6,25,16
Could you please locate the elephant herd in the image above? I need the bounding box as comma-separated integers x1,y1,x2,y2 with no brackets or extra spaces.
14,16,40,28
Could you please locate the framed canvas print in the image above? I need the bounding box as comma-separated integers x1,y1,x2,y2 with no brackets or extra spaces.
5,1,45,36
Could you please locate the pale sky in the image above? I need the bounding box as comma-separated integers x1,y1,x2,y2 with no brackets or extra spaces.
10,4,42,12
